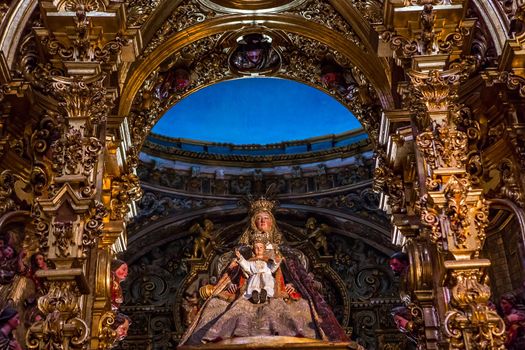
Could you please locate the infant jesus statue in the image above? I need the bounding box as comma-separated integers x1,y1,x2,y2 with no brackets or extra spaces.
235,240,282,304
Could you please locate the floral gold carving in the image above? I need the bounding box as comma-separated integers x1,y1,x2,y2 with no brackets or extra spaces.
110,173,143,220
27,280,89,350
416,126,468,170
97,312,118,350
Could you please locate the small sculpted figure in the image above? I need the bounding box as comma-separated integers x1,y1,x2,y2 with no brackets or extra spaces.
389,251,409,276
0,307,22,350
500,293,525,349
111,259,129,310
305,217,330,256
112,313,131,344
0,238,27,285
29,252,49,294
189,219,214,259
235,240,281,304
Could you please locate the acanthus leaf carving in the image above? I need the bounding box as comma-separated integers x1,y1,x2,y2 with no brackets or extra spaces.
373,154,406,214
27,280,89,350
141,0,214,57
416,125,468,170
83,200,109,249
110,173,143,220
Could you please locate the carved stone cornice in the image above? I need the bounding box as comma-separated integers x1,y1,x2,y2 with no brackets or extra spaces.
142,137,371,167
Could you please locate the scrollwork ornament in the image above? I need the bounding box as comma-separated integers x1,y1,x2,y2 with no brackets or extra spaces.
51,130,103,179
33,205,50,253
141,0,213,57
289,1,364,49
373,156,405,213
97,312,117,350
444,270,505,349
27,281,89,350
83,201,109,250
380,31,419,59
499,71,525,98
416,126,468,170
438,26,470,54
93,34,129,63
127,0,161,27
110,173,143,220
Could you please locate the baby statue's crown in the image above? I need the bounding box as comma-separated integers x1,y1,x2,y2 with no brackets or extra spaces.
250,232,269,246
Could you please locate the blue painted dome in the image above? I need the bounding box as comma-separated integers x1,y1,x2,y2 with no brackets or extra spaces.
151,77,362,145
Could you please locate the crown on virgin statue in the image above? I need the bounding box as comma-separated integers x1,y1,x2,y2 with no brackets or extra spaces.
249,197,277,215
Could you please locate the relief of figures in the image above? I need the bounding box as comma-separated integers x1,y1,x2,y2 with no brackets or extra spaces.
229,33,281,74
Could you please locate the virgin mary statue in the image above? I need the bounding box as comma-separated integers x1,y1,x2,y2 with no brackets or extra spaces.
179,198,349,347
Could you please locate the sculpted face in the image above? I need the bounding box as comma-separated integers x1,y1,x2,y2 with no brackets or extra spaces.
115,263,129,281
4,246,14,259
500,298,513,315
389,258,407,274
253,242,266,258
116,319,130,340
255,212,272,232
36,254,47,270
8,313,20,330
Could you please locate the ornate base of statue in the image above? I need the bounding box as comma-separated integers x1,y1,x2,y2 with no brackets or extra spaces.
178,336,361,349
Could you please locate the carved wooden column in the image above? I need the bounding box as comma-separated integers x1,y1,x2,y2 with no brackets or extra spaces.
23,1,140,349
376,0,506,348
409,66,505,348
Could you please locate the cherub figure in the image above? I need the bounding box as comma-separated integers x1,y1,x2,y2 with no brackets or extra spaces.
189,219,215,259
305,217,330,256
235,240,281,304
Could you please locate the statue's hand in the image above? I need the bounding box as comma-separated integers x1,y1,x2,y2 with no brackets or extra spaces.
226,283,238,294
285,283,296,295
